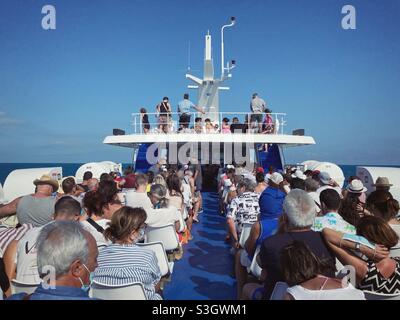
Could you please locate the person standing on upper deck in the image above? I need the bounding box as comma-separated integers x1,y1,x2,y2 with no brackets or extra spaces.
250,93,266,133
177,93,205,130
156,97,172,133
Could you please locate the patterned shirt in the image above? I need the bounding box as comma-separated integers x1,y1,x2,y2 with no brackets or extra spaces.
94,243,162,300
227,192,260,237
312,212,356,234
0,224,34,257
359,257,400,294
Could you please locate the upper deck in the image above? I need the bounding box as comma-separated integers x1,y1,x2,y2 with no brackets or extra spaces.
103,111,316,148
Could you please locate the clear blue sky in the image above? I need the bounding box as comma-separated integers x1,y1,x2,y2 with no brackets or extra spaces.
0,0,399,165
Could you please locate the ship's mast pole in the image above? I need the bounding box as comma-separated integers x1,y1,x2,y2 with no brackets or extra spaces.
221,17,235,80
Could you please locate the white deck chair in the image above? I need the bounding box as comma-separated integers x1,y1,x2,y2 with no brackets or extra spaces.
335,258,345,275
145,224,179,251
176,210,186,233
239,223,253,248
136,241,174,277
182,206,189,220
364,291,400,300
10,279,40,295
91,281,147,300
248,246,262,279
390,246,400,258
270,282,289,300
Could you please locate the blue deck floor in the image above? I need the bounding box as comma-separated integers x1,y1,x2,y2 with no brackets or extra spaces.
163,192,237,300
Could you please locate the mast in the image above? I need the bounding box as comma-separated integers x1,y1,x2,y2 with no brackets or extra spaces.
185,18,236,123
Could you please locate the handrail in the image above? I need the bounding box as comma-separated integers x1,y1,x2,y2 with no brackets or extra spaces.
130,111,287,135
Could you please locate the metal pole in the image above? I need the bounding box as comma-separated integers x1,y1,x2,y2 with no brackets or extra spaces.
135,115,137,134
220,17,235,81
221,28,225,79
220,111,222,134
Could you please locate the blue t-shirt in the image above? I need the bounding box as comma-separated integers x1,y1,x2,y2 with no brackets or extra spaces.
7,283,93,300
178,99,195,114
257,218,279,247
259,187,286,218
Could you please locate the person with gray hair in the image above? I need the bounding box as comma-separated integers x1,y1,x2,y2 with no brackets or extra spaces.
146,184,181,232
8,221,98,300
3,197,82,297
242,189,335,300
283,189,317,229
226,178,260,250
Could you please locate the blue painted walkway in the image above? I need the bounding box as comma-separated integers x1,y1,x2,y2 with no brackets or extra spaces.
163,192,236,300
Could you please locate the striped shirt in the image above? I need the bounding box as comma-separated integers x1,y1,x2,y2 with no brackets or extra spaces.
0,224,34,257
94,243,162,300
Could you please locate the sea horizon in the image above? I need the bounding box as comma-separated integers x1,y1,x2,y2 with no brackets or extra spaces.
1,162,400,186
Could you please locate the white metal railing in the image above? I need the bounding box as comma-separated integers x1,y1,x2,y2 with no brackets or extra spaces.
131,111,287,135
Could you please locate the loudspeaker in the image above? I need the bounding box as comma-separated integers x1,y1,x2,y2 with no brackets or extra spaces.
292,129,304,136
113,128,125,135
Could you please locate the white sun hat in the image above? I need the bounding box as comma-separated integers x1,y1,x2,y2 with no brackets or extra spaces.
268,172,283,185
347,179,367,193
291,170,306,180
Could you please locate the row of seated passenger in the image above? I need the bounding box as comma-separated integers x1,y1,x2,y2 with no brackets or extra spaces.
0,168,201,300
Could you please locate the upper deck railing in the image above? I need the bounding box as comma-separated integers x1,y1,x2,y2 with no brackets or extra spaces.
131,112,287,135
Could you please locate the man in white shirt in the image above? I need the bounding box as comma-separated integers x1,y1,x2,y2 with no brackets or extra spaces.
2,196,81,296
312,189,356,234
125,174,153,211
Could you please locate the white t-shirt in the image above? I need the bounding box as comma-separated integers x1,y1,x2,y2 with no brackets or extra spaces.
287,282,365,300
81,219,111,247
125,190,153,211
168,195,183,211
15,226,43,284
145,207,181,228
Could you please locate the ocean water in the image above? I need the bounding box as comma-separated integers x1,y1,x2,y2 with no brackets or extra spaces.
0,163,394,186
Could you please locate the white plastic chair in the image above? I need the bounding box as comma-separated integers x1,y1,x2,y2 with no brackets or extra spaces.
239,223,253,248
91,281,147,300
390,246,400,258
145,224,179,251
10,279,40,295
136,241,174,277
0,182,5,204
176,210,186,233
364,290,400,300
335,258,345,275
270,282,289,300
182,206,189,220
248,246,262,279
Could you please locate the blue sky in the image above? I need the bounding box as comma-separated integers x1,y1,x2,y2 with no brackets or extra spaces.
0,0,399,165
